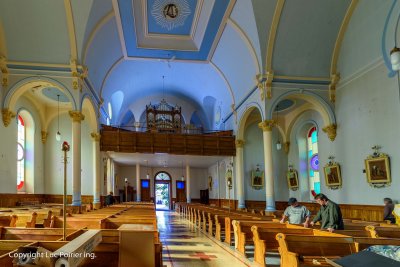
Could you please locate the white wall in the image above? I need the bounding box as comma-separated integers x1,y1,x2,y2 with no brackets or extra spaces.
332,62,400,204
207,158,231,200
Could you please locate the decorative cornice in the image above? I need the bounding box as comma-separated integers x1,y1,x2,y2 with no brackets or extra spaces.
69,110,85,122
41,130,48,144
2,108,15,127
322,124,337,141
258,120,275,132
235,139,245,148
265,70,274,99
284,141,290,154
91,132,101,142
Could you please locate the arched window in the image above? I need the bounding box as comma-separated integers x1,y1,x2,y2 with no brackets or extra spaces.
108,102,112,120
17,115,25,191
308,127,320,195
155,172,171,180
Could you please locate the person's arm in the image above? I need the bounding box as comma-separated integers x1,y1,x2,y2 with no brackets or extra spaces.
311,208,322,225
281,208,289,223
303,208,311,227
327,204,340,232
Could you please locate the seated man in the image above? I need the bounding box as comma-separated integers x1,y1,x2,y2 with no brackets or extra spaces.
280,197,311,227
105,191,115,206
383,197,395,224
310,193,344,232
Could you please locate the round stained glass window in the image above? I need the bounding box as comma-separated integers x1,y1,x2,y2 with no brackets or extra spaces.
310,154,319,171
17,143,24,161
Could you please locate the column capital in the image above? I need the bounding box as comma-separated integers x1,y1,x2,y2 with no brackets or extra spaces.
91,132,101,142
258,120,275,132
69,110,85,122
41,130,48,144
2,108,16,127
322,124,337,141
235,139,245,148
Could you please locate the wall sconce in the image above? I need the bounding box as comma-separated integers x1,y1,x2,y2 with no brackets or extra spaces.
391,47,400,71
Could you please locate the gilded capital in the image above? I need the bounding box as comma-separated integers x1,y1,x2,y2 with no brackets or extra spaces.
2,109,16,127
284,141,290,154
41,130,48,144
91,132,101,142
235,139,245,148
258,120,275,132
322,124,337,141
69,111,85,122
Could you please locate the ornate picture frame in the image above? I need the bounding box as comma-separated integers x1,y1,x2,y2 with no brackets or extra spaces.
286,170,299,191
208,176,213,191
251,170,264,188
225,169,233,189
365,154,391,186
324,163,342,189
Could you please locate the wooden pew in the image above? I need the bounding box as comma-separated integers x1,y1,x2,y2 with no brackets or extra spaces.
366,225,400,238
0,227,76,241
354,237,400,251
276,233,357,267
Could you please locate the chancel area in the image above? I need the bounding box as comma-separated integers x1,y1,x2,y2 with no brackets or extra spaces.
1,0,400,266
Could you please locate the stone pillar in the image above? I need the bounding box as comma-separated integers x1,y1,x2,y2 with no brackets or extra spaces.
91,132,101,209
258,120,275,211
69,111,85,206
186,164,191,203
136,163,141,202
235,139,245,209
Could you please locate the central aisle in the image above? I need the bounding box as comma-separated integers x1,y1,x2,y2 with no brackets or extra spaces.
157,210,254,267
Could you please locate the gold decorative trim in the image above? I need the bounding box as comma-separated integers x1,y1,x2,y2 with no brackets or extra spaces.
266,0,285,72
265,70,274,99
284,141,290,154
69,110,85,122
235,139,245,148
2,108,15,127
258,120,275,132
41,130,48,144
64,0,78,60
91,132,101,142
322,124,337,141
329,73,340,103
0,56,8,87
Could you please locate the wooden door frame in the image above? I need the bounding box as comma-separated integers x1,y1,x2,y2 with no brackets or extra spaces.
154,171,172,210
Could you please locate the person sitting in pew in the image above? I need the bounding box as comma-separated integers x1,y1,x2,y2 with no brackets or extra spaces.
383,197,395,224
280,197,311,227
105,192,115,206
310,193,344,232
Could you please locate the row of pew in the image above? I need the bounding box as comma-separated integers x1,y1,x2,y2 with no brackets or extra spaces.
0,202,161,267
176,202,400,266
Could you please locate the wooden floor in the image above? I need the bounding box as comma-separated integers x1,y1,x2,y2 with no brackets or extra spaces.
158,210,262,267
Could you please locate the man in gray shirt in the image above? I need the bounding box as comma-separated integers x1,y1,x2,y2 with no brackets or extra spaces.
280,198,311,227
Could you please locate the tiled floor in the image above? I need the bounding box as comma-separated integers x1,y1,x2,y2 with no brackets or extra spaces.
157,210,256,267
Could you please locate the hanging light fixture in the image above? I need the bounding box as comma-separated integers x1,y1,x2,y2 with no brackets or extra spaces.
391,47,400,71
56,94,61,142
181,161,184,181
146,160,150,179
275,104,281,150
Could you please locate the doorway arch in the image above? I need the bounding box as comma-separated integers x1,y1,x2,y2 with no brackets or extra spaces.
154,171,172,210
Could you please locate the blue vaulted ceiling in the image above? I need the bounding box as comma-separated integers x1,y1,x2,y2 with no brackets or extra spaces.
117,0,232,60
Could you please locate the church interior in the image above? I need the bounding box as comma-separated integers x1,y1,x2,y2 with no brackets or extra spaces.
0,0,400,266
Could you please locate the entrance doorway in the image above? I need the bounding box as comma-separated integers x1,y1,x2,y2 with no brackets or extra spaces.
154,172,172,210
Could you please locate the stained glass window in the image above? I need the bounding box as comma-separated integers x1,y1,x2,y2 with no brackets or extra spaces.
156,172,171,180
17,115,25,191
307,127,320,195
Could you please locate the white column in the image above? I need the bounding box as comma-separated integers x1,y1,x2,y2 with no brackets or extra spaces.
134,121,141,132
186,164,191,203
136,163,141,201
259,120,275,211
91,133,101,209
69,111,85,206
235,139,245,209
106,158,112,194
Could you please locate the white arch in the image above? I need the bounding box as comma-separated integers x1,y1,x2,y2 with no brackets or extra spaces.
237,103,263,139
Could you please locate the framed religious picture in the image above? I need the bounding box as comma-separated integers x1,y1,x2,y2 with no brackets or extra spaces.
286,170,299,190
324,163,342,189
208,176,213,191
251,169,264,188
365,154,391,185
225,169,233,189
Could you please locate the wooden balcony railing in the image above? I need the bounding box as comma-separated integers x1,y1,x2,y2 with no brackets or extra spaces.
100,126,236,156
